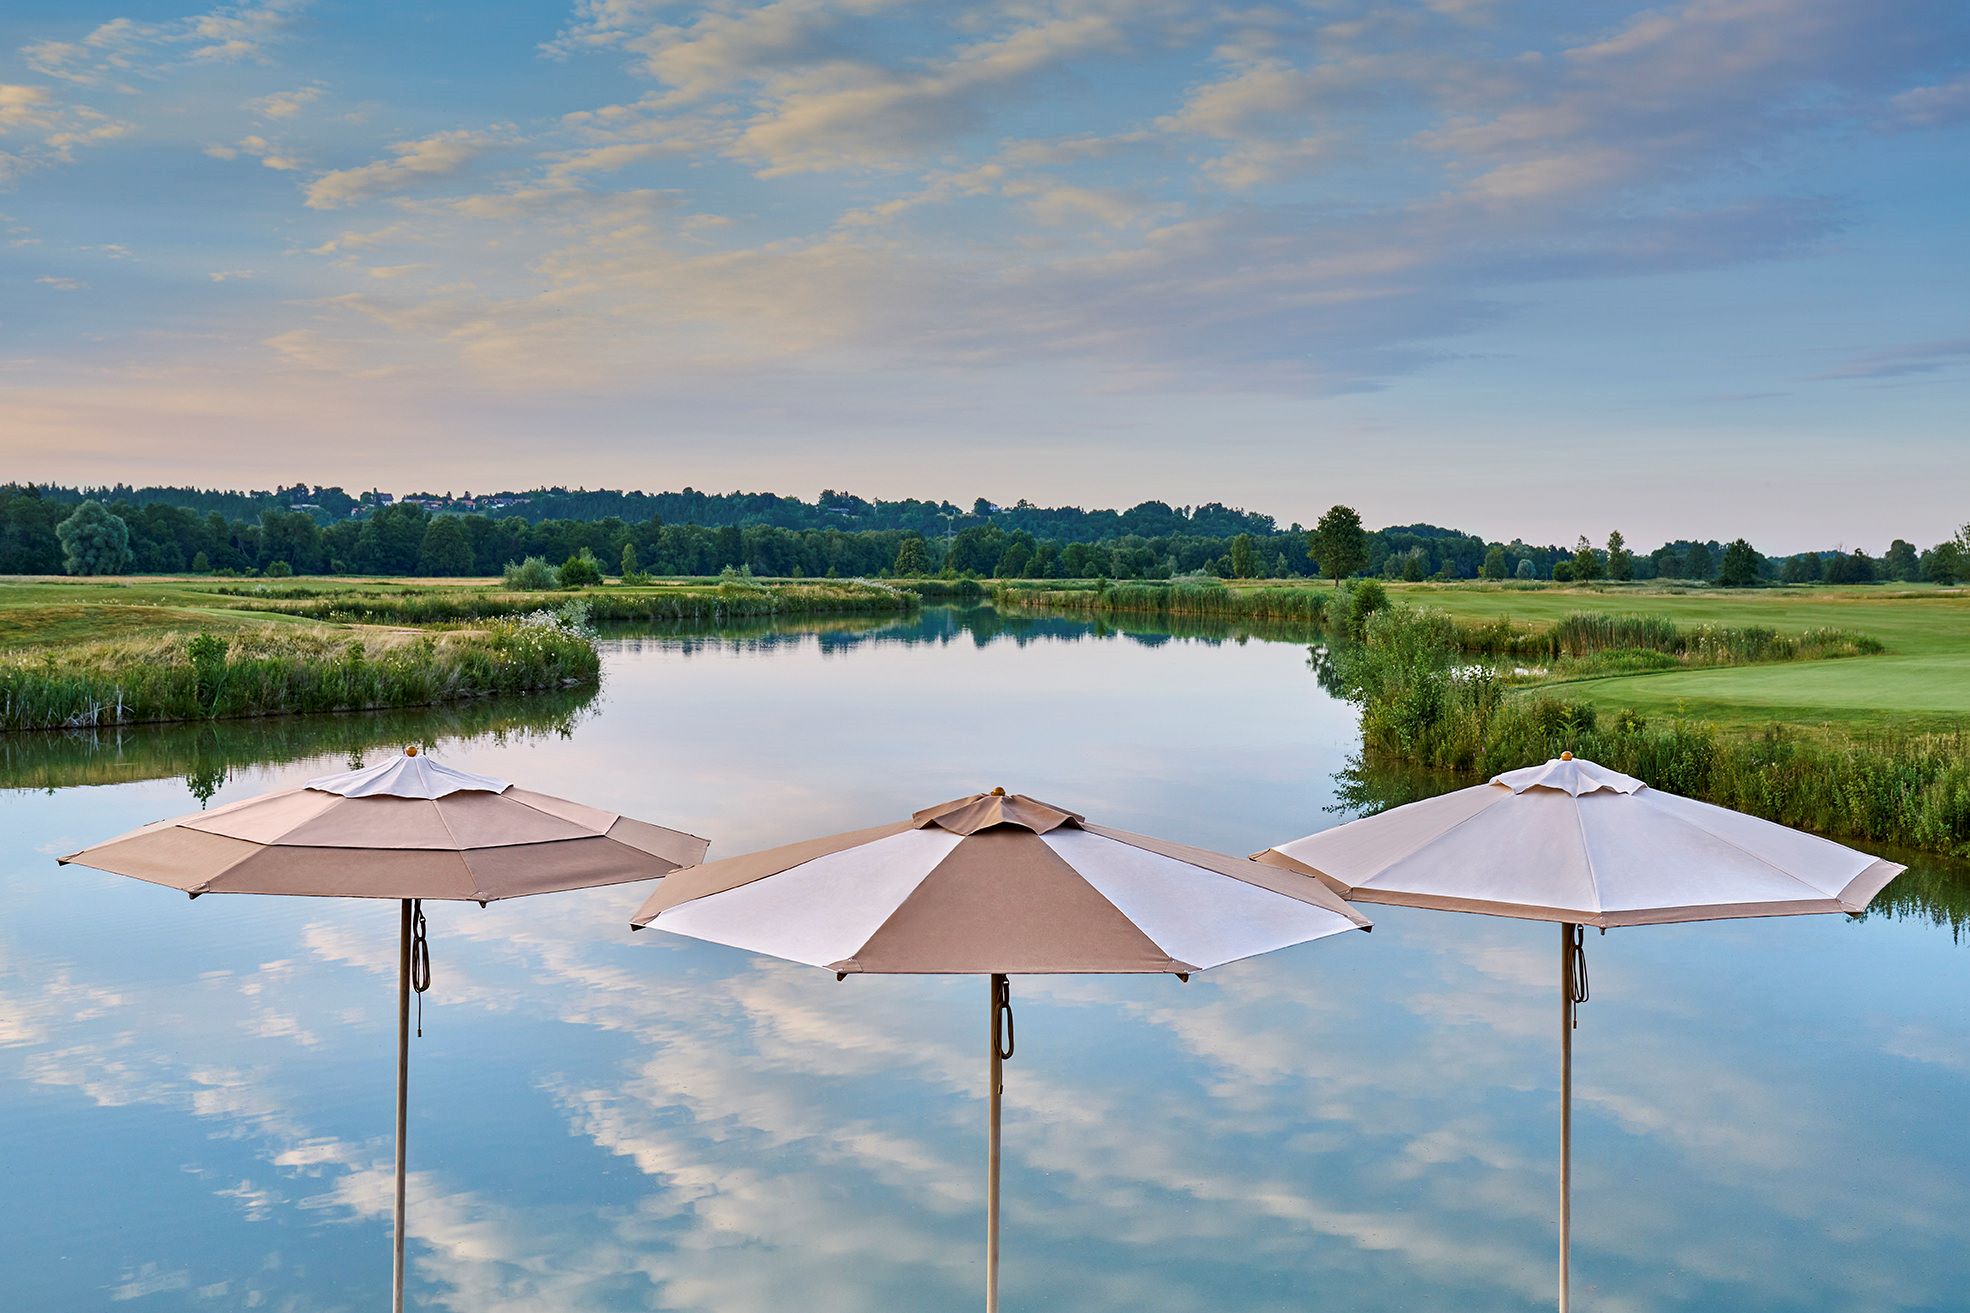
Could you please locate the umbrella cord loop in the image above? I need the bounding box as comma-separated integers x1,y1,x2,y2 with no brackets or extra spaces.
994,977,1015,1062
410,899,431,1038
1567,924,1589,1029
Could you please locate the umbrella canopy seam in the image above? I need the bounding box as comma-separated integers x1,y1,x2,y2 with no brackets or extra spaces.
1631,793,1864,901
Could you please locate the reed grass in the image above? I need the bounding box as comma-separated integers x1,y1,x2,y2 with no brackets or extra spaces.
1451,611,1882,666
997,580,1335,625
1337,607,1970,857
223,580,917,625
0,615,600,731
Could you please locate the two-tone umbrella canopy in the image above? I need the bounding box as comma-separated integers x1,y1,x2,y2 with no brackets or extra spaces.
1255,752,1905,1313
636,788,1368,1312
61,748,709,1313
64,750,706,901
635,787,1370,972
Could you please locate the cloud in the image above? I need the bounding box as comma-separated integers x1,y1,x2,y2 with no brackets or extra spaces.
1816,336,1970,381
305,129,496,209
1891,73,1970,127
735,12,1128,174
249,85,324,119
0,85,55,133
36,274,85,290
21,2,304,85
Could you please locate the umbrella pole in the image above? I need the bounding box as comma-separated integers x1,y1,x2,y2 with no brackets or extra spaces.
987,973,1006,1313
1559,921,1575,1313
394,898,411,1313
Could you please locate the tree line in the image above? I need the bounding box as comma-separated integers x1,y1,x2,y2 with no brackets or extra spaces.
6,484,1964,587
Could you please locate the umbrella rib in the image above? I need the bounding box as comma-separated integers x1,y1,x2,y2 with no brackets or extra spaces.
1634,796,1846,901
1349,787,1512,889
1569,796,1606,917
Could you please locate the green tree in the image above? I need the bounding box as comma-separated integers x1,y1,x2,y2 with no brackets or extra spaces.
1308,505,1367,586
620,542,648,583
56,499,133,576
1717,538,1762,587
1685,542,1715,581
1569,536,1604,581
1923,539,1965,585
416,517,476,576
1481,545,1509,580
1514,558,1537,580
558,548,603,588
1883,538,1920,581
355,504,429,574
893,535,928,576
1825,549,1876,585
1228,533,1257,579
1605,530,1633,581
1780,552,1822,584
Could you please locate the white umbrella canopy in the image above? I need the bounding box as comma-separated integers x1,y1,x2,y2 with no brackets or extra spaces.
1254,752,1907,1313
634,788,1369,1312
61,747,710,1313
1257,753,1904,927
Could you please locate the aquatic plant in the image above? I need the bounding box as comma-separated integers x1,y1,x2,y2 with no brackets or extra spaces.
1335,607,1970,857
0,621,601,731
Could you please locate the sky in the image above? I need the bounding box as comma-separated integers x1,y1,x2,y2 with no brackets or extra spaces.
0,0,1965,551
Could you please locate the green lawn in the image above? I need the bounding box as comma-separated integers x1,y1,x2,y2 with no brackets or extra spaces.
1375,581,1970,732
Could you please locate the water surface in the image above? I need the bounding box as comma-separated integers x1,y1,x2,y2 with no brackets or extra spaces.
2,607,1964,1312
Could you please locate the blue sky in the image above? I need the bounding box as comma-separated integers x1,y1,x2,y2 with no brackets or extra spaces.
1,0,1965,549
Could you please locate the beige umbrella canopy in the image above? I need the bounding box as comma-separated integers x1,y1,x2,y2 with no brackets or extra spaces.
634,788,1369,1312
1255,752,1906,1313
61,747,708,1313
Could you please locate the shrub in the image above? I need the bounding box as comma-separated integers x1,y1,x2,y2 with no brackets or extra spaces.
558,549,604,589
503,556,559,589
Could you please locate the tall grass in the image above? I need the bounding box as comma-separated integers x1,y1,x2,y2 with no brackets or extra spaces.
0,614,600,731
223,580,917,625
1336,607,1970,857
997,580,1336,625
1451,612,1881,666
0,684,599,795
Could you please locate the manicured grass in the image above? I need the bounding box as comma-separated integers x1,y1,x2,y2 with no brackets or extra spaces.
1378,581,1970,733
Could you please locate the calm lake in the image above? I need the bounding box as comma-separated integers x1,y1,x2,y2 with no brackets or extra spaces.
3,606,1965,1312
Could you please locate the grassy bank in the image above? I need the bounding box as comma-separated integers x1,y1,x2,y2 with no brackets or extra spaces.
1379,580,1970,733
1338,606,1970,857
218,577,918,624
996,579,1335,626
0,574,918,644
0,613,599,731
0,682,599,794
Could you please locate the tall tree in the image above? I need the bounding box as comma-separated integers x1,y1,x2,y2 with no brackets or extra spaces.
1717,538,1762,587
1569,536,1604,581
1883,539,1920,581
1685,542,1715,580
1307,505,1367,586
1228,533,1257,579
1923,539,1965,585
56,499,133,576
1481,544,1509,580
1605,530,1633,581
893,535,928,576
416,516,476,576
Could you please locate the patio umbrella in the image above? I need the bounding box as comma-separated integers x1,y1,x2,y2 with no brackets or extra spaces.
59,746,709,1313
630,787,1370,1312
1253,752,1906,1312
